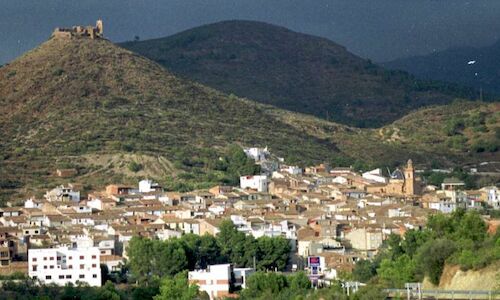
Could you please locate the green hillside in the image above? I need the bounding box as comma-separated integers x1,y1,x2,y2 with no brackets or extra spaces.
121,20,477,127
0,37,339,201
0,36,497,203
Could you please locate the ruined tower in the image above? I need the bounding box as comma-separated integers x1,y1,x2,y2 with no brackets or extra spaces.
96,19,103,37
403,159,416,195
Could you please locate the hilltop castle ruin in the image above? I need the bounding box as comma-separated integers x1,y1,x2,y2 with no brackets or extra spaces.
52,20,103,39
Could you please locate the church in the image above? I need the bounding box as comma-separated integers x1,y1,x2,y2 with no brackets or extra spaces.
366,159,421,196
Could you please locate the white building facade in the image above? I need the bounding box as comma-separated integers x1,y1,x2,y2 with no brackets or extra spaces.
188,264,253,300
28,247,101,286
240,175,269,192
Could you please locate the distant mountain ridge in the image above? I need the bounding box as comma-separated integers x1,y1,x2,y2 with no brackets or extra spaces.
384,39,500,94
121,20,477,127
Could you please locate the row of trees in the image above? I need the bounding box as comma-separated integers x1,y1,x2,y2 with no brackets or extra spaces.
0,271,386,300
352,209,500,287
164,144,260,192
127,220,291,283
153,271,386,300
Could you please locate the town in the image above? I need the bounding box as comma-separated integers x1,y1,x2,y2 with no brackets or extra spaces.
0,146,498,299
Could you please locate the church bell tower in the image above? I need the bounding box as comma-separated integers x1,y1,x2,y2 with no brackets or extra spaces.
404,159,416,195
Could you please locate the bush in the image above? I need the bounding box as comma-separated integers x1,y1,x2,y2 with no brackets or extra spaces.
447,135,467,151
471,140,498,153
128,161,143,172
444,118,465,136
416,238,457,285
52,68,64,76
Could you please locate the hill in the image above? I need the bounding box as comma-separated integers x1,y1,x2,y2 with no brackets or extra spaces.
384,39,500,94
0,36,342,201
0,35,497,202
120,20,477,128
376,101,499,161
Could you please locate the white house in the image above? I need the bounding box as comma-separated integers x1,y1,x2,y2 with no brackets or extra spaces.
240,175,269,192
44,185,80,202
243,147,269,162
24,198,44,209
28,246,101,286
362,169,387,184
485,186,500,209
428,200,457,214
332,176,348,185
138,179,161,193
189,264,253,300
156,229,182,241
281,165,303,175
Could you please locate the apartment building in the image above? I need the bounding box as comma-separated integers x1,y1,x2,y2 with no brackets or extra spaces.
28,246,101,286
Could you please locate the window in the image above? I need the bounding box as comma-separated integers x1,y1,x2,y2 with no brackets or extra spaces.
25,231,28,234
43,265,47,269
45,275,51,280
50,265,54,269
66,275,71,279
79,256,84,259
80,264,84,269
49,257,54,261
32,276,37,280
59,275,64,279
92,274,97,278
101,251,105,254
69,256,72,260
43,257,47,261
92,264,97,268
91,255,97,259
32,257,37,262
79,274,85,279
69,265,73,269
57,256,61,261
32,266,37,271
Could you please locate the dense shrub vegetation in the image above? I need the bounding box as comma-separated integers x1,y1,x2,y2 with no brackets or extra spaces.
163,144,260,192
353,209,500,286
127,220,291,283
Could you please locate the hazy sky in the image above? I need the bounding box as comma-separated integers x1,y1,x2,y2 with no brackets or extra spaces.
1,0,500,65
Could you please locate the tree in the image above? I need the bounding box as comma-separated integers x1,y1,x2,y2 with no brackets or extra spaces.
151,239,188,277
454,211,487,245
401,229,431,258
198,234,222,268
225,144,260,185
128,237,189,281
377,255,416,287
216,219,257,267
127,237,154,282
287,272,311,292
256,236,290,271
94,281,121,300
416,238,457,285
180,234,221,269
154,271,199,300
380,234,404,260
352,259,377,283
241,272,288,299
100,264,110,285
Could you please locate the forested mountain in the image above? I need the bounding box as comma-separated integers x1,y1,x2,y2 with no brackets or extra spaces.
384,39,500,95
121,20,477,128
